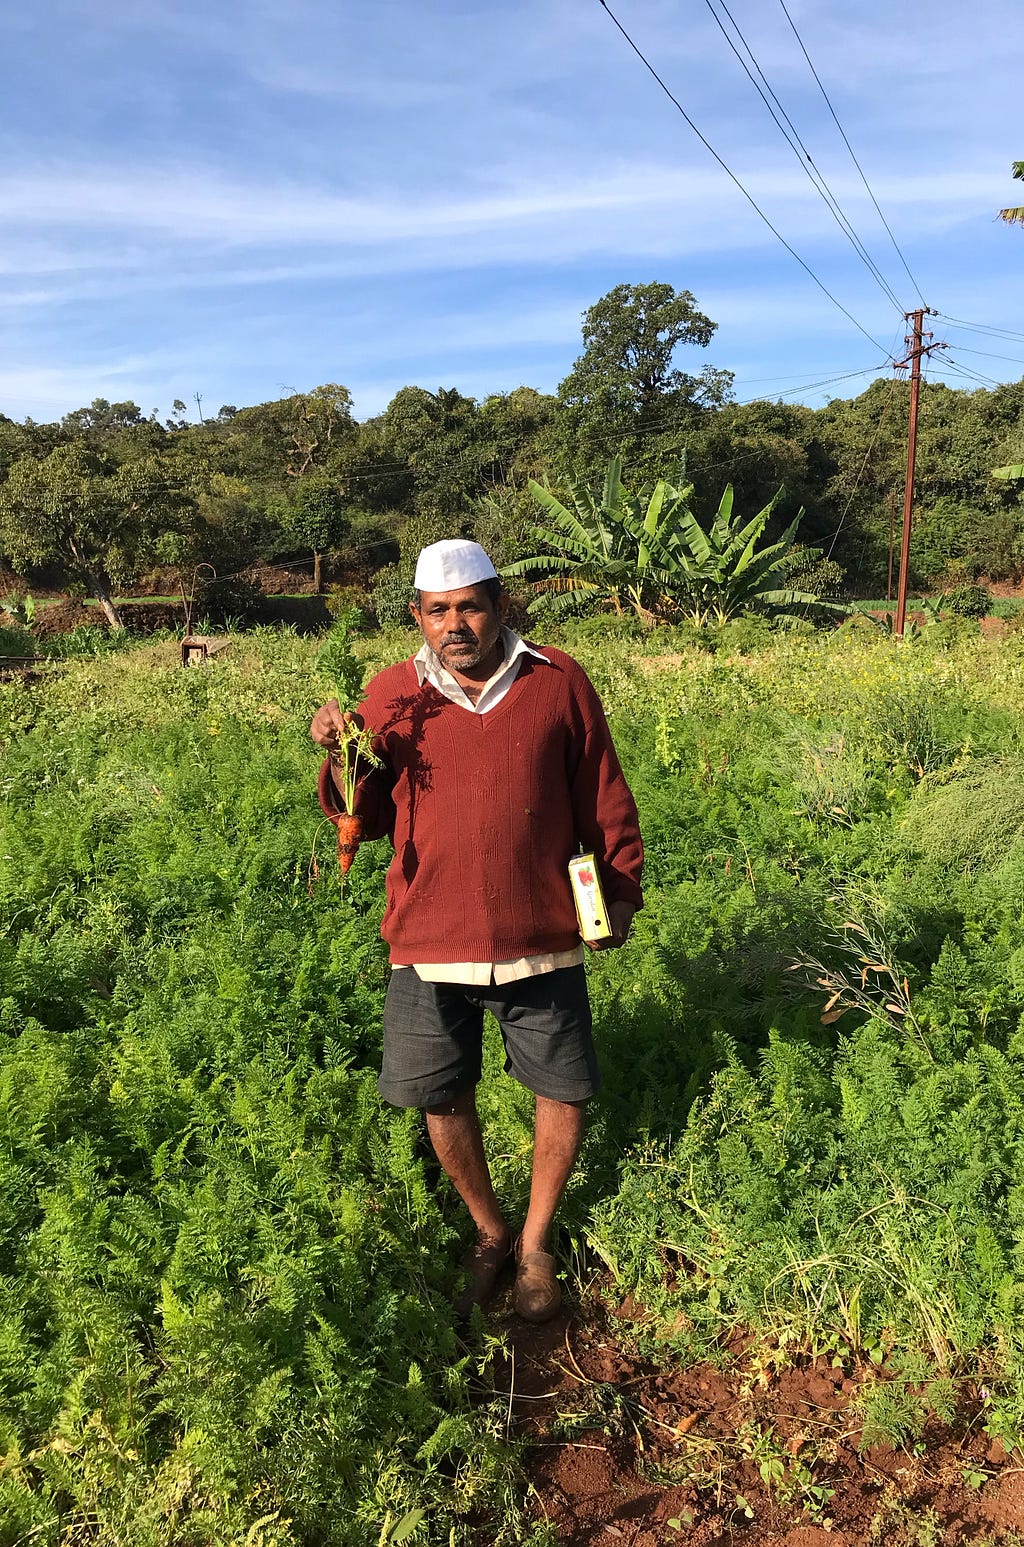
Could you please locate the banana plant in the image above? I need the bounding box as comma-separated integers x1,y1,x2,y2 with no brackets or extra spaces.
502,456,695,620
668,484,834,626
504,456,838,626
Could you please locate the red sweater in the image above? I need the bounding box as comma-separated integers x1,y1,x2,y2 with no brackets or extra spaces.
318,646,643,964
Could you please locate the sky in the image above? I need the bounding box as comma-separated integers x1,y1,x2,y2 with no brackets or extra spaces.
2,0,1022,426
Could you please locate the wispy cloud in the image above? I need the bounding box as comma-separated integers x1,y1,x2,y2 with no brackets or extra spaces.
0,159,1009,290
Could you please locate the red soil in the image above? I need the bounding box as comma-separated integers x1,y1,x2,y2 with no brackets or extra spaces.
482,1287,1024,1546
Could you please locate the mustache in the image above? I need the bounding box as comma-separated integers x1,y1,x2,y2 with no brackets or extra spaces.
441,634,474,647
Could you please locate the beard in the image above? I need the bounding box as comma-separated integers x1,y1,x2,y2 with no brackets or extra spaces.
438,634,485,669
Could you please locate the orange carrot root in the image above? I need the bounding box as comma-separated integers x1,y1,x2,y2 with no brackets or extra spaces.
335,813,363,874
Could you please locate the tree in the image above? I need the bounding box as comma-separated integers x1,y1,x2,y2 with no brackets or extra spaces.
478,386,559,485
288,473,350,593
280,384,355,480
222,384,357,563
556,283,733,479
0,442,195,628
60,398,150,440
998,161,1024,226
224,385,355,492
370,386,489,519
683,398,825,534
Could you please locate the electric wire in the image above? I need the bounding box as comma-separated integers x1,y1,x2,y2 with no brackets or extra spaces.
941,344,1024,369
776,0,928,308
736,364,889,404
594,0,896,360
823,369,904,562
730,366,881,384
940,355,1006,389
540,363,891,464
701,0,905,312
935,314,1024,345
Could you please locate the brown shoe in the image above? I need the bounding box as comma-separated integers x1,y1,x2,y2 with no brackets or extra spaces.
512,1237,562,1323
453,1234,512,1319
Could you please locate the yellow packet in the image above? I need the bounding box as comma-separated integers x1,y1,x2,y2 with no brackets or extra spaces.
568,852,612,942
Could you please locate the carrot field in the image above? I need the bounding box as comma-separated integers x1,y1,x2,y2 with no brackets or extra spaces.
5,619,1024,1544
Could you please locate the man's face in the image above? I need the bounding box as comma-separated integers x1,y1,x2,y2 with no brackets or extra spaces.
411,583,506,673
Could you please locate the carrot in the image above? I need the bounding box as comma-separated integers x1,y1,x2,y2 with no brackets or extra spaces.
335,813,363,874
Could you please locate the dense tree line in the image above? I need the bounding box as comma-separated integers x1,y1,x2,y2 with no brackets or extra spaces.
2,282,1023,625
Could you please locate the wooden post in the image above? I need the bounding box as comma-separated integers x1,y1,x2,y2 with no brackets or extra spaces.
895,309,926,638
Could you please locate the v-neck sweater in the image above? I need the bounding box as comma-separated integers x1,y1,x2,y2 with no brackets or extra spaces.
318,645,643,965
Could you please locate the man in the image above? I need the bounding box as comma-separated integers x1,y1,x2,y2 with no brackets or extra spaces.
310,539,642,1323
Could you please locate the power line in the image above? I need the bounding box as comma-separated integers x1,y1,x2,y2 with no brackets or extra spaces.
556,363,891,461
823,370,904,561
733,365,885,384
701,0,905,312
942,344,1024,369
594,0,896,360
935,313,1024,345
736,364,890,404
939,356,1005,389
776,0,928,308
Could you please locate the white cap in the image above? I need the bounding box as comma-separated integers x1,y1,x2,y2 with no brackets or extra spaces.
413,538,498,593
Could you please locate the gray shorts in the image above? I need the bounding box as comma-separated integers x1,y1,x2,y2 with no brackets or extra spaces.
379,964,599,1109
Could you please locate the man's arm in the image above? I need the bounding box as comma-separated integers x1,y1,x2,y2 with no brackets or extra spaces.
565,666,644,949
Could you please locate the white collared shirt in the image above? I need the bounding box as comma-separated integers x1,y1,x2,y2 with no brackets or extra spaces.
399,626,586,985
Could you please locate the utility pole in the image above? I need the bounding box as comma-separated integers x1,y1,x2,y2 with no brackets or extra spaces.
894,308,944,637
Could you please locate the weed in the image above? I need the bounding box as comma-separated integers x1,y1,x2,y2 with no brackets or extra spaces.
867,1486,942,1546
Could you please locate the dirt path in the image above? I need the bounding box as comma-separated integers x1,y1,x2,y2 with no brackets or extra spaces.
484,1284,1024,1545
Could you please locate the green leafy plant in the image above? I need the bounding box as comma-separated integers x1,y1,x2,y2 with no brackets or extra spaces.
1,591,35,625
8,618,1024,1541
941,583,992,620
317,606,367,706
506,455,838,626
665,483,832,627
504,455,697,620
328,723,383,817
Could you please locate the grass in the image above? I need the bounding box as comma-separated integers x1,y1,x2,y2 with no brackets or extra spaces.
855,595,1024,618
4,620,1024,1540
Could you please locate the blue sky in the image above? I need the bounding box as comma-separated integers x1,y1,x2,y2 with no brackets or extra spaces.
2,0,1021,425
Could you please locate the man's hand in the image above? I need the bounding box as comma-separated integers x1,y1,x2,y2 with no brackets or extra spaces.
310,698,363,752
587,900,636,951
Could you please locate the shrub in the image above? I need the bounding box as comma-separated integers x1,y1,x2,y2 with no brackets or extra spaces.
195,573,263,628
942,584,992,621
0,622,33,657
902,758,1024,873
780,544,846,598
38,625,133,660
556,610,646,644
855,676,969,776
324,584,370,624
715,615,776,653
369,564,416,628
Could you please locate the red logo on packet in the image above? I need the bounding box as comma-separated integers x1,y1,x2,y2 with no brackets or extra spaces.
577,868,594,887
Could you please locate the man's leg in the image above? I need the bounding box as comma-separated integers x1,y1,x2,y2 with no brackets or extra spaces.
519,1095,586,1255
425,1088,510,1249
